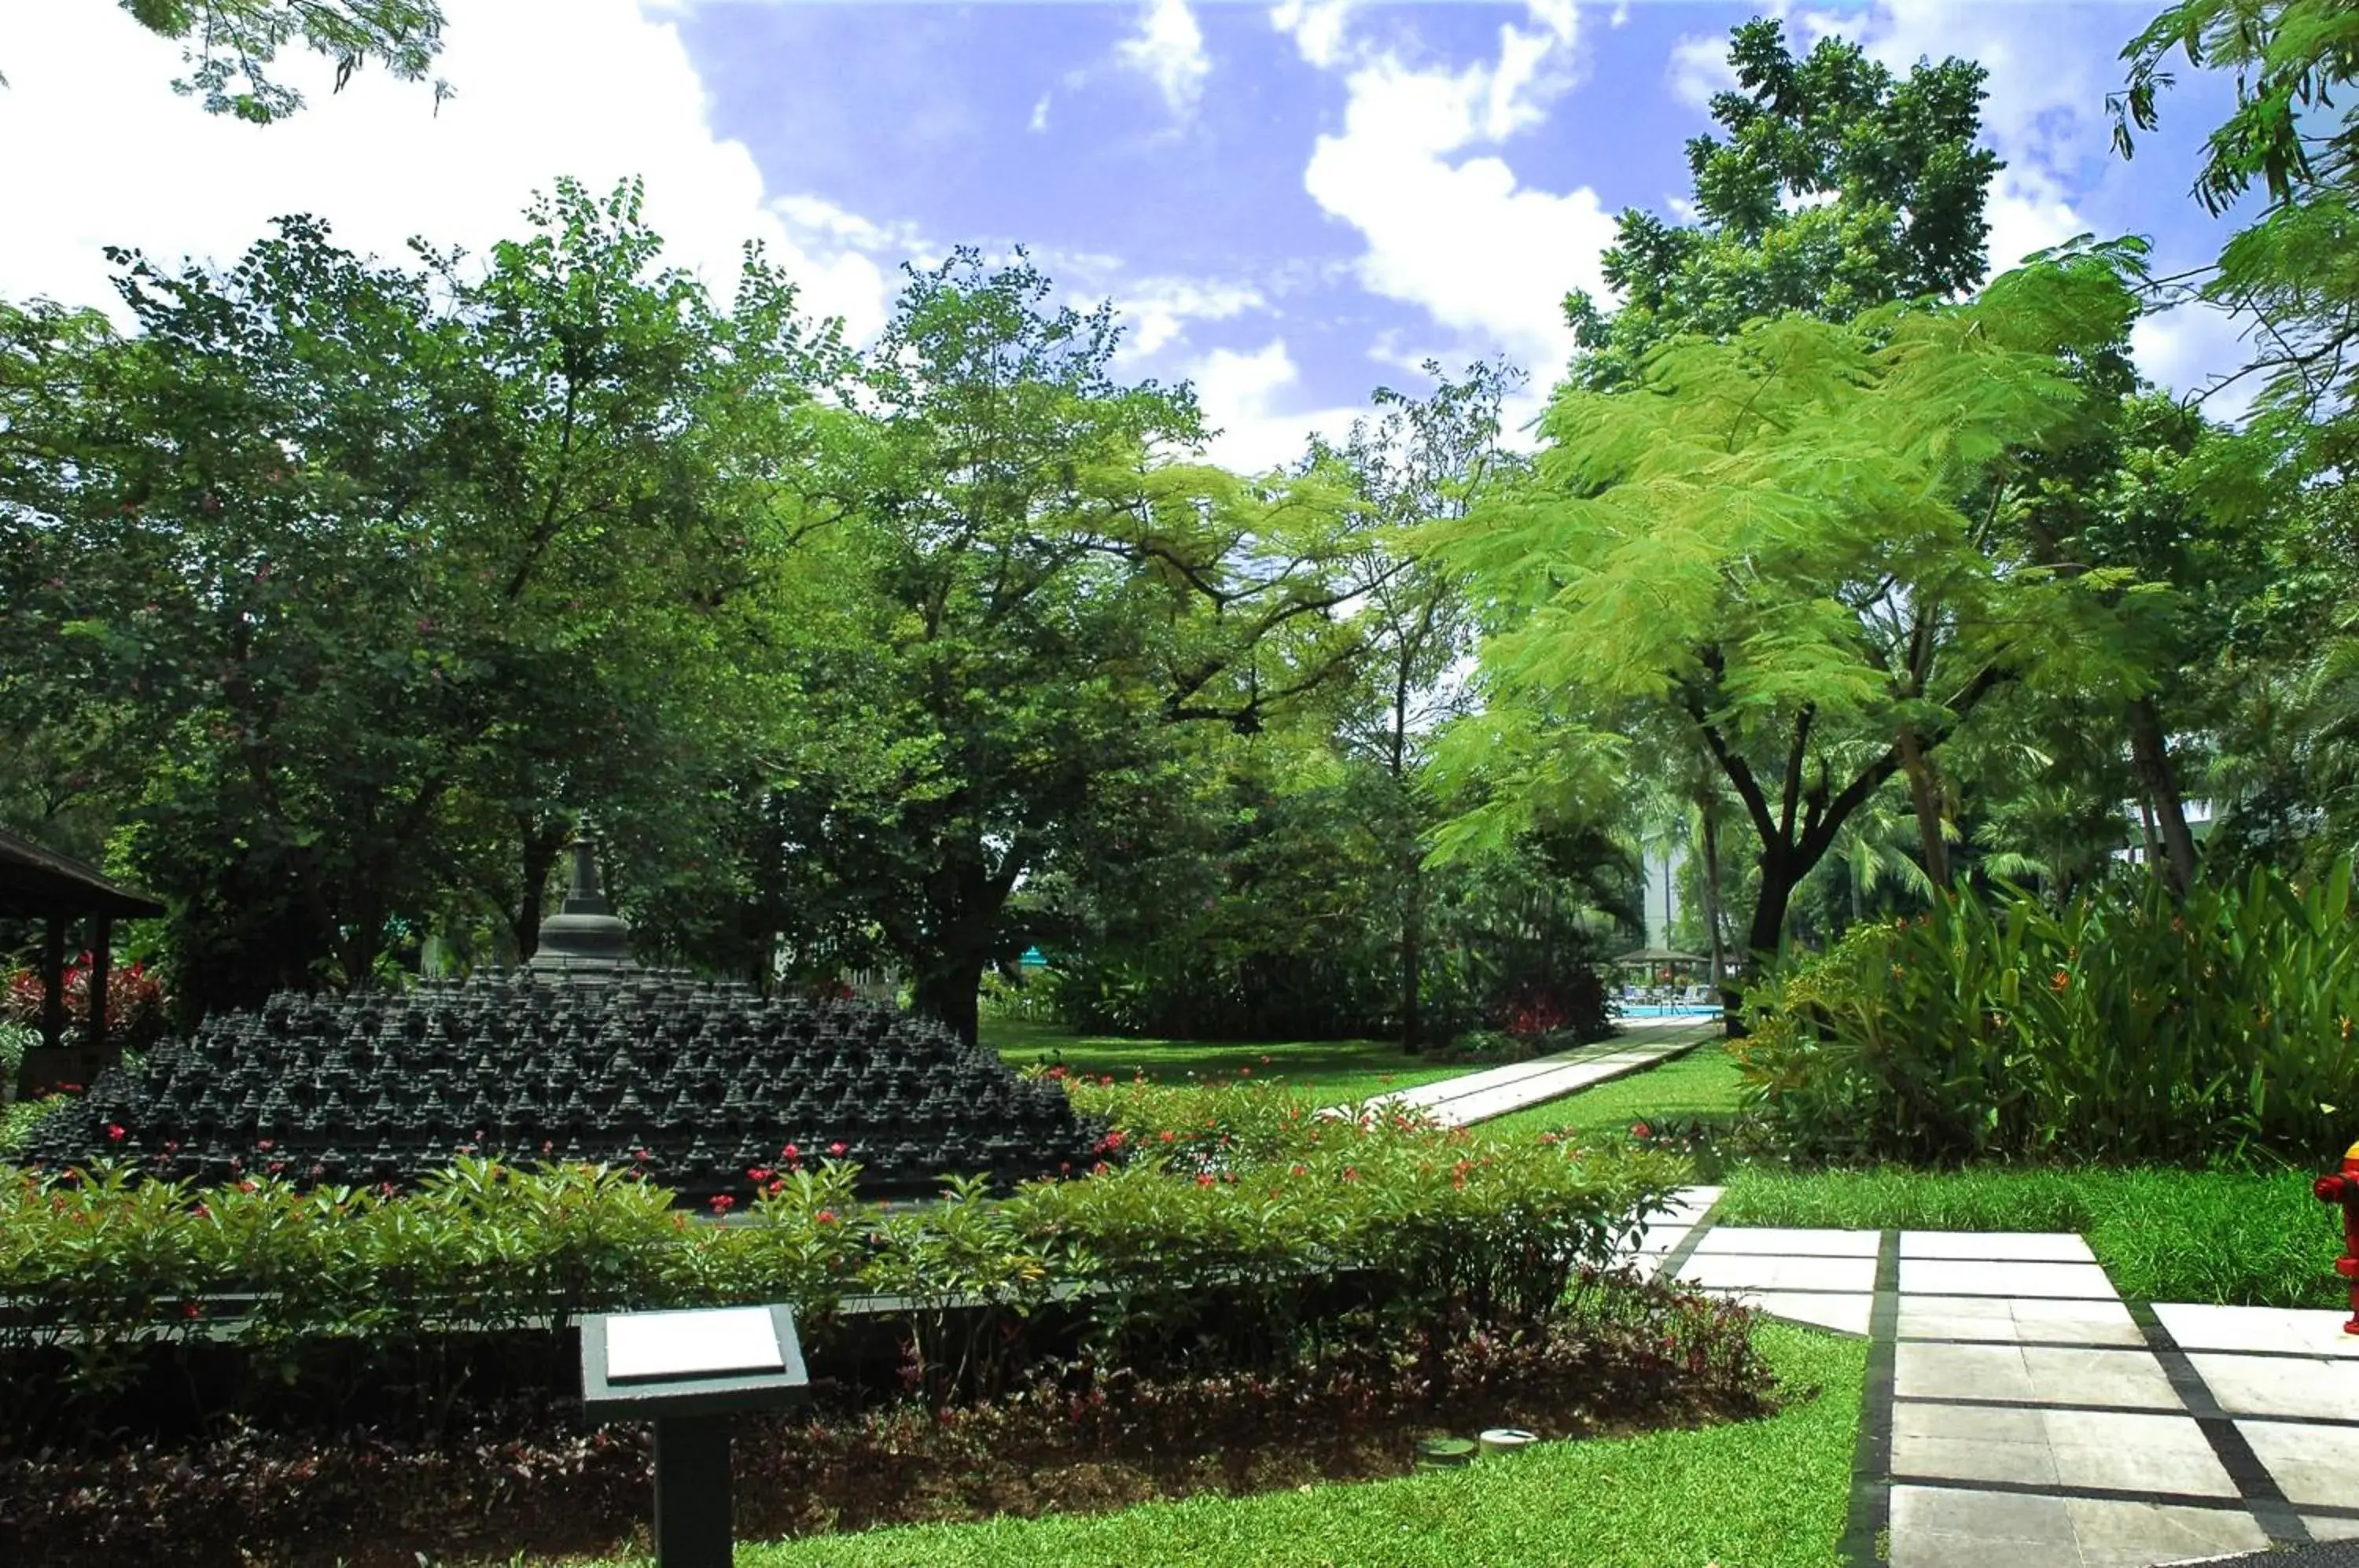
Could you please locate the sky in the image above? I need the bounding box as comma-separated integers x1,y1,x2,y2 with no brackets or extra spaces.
0,0,2265,474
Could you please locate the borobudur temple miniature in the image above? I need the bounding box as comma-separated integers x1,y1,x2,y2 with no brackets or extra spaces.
26,824,1110,1202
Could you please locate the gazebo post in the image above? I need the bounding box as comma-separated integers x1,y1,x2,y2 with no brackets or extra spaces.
84,915,114,1062
39,914,67,1054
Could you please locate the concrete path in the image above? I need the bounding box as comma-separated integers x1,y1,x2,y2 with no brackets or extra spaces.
1345,1021,1716,1127
1611,1191,2359,1567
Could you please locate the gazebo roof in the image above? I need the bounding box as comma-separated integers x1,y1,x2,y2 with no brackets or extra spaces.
0,826,165,920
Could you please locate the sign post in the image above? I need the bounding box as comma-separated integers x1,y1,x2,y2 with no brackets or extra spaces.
580,1304,811,1567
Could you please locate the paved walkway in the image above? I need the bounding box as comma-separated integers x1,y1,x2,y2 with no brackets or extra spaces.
1348,1020,1715,1127
1611,1191,2359,1566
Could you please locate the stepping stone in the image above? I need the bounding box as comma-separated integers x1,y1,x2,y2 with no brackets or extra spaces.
2185,1353,2359,1421
1715,1288,1871,1335
2153,1304,2359,1359
1890,1485,2269,1568
1892,1404,2236,1498
1677,1250,1877,1293
1894,1343,2181,1408
1900,1257,2121,1299
1691,1226,1880,1257
1902,1231,2098,1264
2234,1419,2359,1511
1897,1295,2147,1347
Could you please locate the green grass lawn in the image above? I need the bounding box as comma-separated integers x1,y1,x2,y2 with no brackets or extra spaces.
982,1018,1471,1103
1473,1040,1747,1146
1462,1043,2343,1309
553,1320,1860,1568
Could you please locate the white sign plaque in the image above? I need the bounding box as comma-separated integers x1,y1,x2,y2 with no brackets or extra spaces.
605,1307,785,1384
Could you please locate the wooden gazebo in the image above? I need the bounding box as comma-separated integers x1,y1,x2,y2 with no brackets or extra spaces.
1,826,164,1100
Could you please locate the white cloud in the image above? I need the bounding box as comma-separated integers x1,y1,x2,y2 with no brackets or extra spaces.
1982,166,2090,275
1271,0,1356,70
1297,20,1613,380
1667,31,1738,111
0,0,905,345
1118,0,1211,120
1029,93,1051,133
2133,302,2260,423
1118,277,1268,359
1189,340,1364,476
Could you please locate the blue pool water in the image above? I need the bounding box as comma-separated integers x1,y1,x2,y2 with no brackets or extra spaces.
1618,1003,1720,1017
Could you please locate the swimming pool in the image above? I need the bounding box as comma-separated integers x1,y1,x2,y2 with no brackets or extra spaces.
1617,1003,1720,1017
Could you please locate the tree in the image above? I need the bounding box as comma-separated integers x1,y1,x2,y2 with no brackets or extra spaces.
119,0,449,120
1426,258,2158,974
764,250,1360,1044
1562,17,2003,392
1302,357,1524,1048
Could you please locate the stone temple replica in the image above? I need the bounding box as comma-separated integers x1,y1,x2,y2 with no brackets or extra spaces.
27,825,1107,1202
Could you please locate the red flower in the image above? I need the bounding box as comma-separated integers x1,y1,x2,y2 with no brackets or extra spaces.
256,1139,273,1152
1342,1167,1360,1182
106,1124,125,1142
193,1203,211,1220
747,1168,774,1183
1630,1121,1651,1139
710,1194,735,1214
827,1142,847,1157
1289,1163,1307,1176
182,1301,201,1320
815,1209,838,1225
782,1143,800,1160
1159,1130,1176,1143
1238,1066,1251,1077
237,1180,257,1193
1195,1172,1215,1187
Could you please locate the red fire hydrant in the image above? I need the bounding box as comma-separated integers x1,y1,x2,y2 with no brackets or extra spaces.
2313,1139,2359,1335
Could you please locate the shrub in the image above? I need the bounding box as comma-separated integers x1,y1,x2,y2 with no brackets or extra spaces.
2,958,170,1054
1735,863,2359,1167
0,1124,1690,1433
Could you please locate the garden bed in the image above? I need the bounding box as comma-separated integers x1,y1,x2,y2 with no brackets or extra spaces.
0,1268,1776,1568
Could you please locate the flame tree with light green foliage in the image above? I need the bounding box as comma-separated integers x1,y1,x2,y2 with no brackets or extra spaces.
1423,251,2169,979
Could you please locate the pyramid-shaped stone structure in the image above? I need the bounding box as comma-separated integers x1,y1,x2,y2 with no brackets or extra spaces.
25,826,1107,1202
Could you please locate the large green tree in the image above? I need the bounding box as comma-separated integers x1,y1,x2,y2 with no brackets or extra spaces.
765,250,1360,1043
1429,257,2157,974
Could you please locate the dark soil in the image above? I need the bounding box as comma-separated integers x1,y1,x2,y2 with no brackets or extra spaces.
2,1311,1782,1568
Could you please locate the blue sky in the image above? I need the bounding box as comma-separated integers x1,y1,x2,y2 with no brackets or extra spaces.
0,1,2261,472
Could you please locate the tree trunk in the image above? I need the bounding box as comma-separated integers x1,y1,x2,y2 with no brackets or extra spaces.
1895,723,1951,889
512,822,569,963
2125,694,2198,896
1701,803,1726,988
1736,854,1799,1036
1399,864,1425,1053
914,959,984,1047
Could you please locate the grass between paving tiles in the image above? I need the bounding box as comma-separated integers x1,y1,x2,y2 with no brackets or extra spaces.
1466,1043,2346,1309
982,1019,1471,1103
552,1320,1860,1568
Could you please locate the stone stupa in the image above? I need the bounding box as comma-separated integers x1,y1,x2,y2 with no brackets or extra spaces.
26,821,1109,1202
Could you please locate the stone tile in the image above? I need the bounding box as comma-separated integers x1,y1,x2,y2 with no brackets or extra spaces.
1692,1226,1881,1257
2153,1303,2359,1359
1893,1401,2058,1486
2235,1417,2359,1508
1897,1295,2146,1347
1897,1342,2039,1401
1740,1290,1872,1336
2022,1345,2181,1409
2188,1353,2359,1421
1891,1483,2080,1548
2039,1408,2235,1498
1676,1252,1877,1293
2062,1496,2268,1566
1901,1231,2096,1263
1894,1343,2180,1408
2306,1515,2359,1542
1901,1258,2122,1299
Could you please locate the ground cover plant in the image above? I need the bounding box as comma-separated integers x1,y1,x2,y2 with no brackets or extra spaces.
0,1268,1790,1568
987,1020,1470,1103
487,1319,1854,1568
